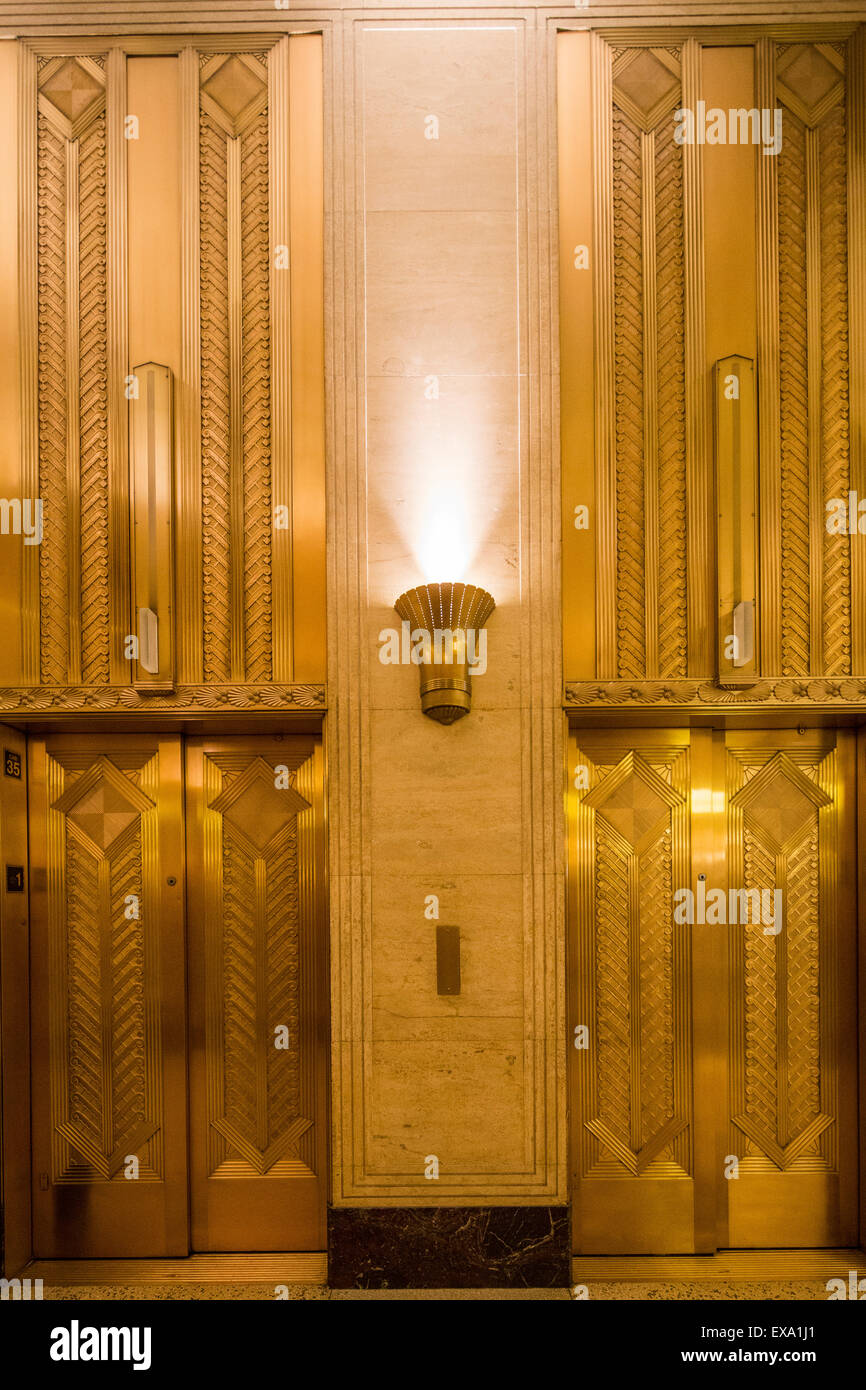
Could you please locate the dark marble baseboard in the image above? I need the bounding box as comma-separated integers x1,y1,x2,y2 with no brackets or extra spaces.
328,1206,570,1288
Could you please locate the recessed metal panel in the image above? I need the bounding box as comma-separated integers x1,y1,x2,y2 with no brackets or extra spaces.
436,925,461,996
714,354,759,683
130,362,175,690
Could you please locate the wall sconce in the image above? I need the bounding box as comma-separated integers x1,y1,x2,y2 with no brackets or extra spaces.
394,581,495,725
714,355,759,685
130,362,175,690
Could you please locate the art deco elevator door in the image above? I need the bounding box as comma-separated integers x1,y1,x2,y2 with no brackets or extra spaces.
570,730,696,1254
29,735,188,1258
569,728,858,1254
30,732,328,1258
185,736,328,1251
723,730,858,1248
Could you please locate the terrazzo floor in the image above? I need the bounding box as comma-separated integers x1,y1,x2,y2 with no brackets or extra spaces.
39,1280,832,1300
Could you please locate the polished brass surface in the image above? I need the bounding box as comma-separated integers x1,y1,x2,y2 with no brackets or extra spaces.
560,32,862,687
565,677,866,716
714,355,758,683
26,732,327,1259
285,35,326,685
570,730,695,1254
569,726,858,1254
129,362,175,689
4,36,325,696
558,31,595,681
724,730,858,1247
25,1255,327,1285
128,57,180,691
0,12,863,1277
29,734,188,1258
186,736,328,1251
0,724,30,1273
689,727,727,1253
394,582,495,724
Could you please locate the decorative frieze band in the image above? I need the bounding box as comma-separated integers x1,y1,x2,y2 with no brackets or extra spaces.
0,683,325,713
565,678,866,708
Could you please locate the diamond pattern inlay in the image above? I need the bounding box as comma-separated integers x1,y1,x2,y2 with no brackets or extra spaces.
744,775,815,850
596,773,669,850
202,55,266,121
211,758,309,854
779,45,839,108
730,751,831,854
52,757,155,861
41,58,103,122
67,781,139,851
614,50,679,120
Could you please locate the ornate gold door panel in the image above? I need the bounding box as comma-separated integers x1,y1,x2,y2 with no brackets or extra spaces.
570,731,695,1254
569,727,858,1254
186,737,327,1251
29,736,187,1258
724,731,858,1248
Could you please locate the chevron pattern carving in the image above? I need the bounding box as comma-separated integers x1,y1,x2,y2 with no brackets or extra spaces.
34,57,109,690
612,108,645,678
65,833,102,1140
222,838,259,1144
581,748,689,1178
37,113,68,685
199,72,274,685
730,747,834,1171
49,754,160,1183
594,818,631,1146
778,113,811,677
24,43,309,696
264,826,302,1150
240,111,273,683
819,103,851,677
78,114,110,685
200,110,232,684
775,47,851,681
741,825,778,1141
610,64,685,681
205,754,311,1176
654,124,687,679
637,830,674,1145
785,828,821,1143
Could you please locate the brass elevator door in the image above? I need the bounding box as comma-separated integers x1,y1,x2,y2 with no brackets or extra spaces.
722,731,858,1248
29,733,327,1257
29,735,188,1258
185,736,328,1251
568,728,858,1254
